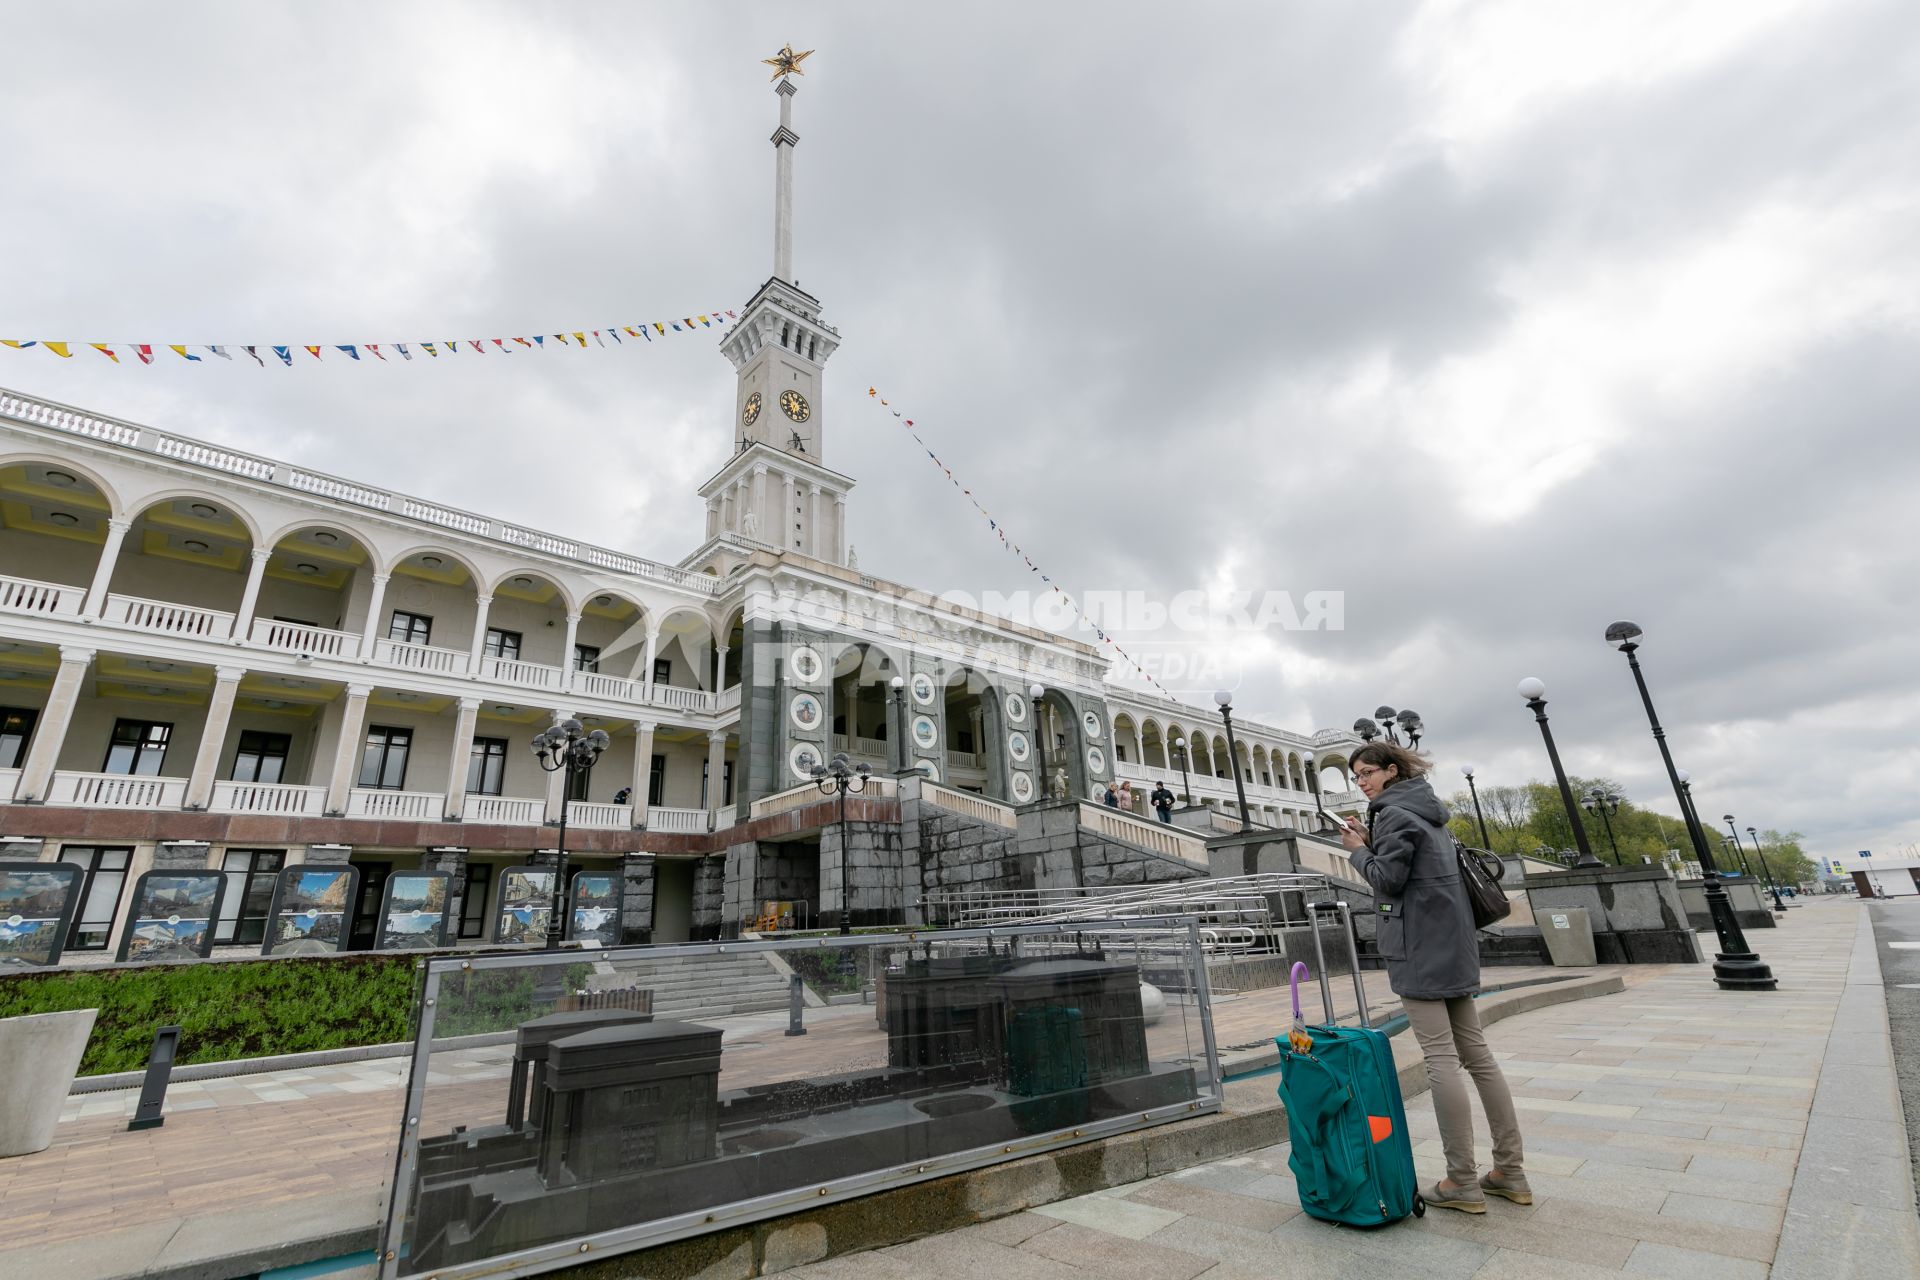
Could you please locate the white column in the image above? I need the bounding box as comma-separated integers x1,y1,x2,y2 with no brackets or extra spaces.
705,730,728,830
773,79,797,281
185,666,245,809
233,548,271,642
642,628,660,701
713,642,730,696
559,612,580,689
706,499,720,540
832,495,846,564
81,518,131,619
541,710,572,823
782,473,796,550
358,573,391,658
631,721,656,829
735,477,751,538
325,684,373,814
467,595,494,671
16,647,93,801
444,697,481,820
754,465,770,542
807,483,821,557
1133,728,1146,771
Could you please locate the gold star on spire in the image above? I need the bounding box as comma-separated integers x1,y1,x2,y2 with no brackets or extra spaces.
763,43,815,81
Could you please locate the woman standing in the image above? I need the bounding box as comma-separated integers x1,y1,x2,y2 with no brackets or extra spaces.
1334,741,1529,1213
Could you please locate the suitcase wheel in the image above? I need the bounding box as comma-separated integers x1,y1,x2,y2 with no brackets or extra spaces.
1413,1195,1426,1218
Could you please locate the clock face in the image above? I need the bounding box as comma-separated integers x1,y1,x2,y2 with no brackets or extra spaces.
742,392,762,427
780,389,811,423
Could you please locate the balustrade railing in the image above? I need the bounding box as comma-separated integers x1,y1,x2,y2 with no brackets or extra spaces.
651,684,713,712
103,593,234,639
920,782,1016,829
463,795,543,825
1077,801,1208,864
249,617,360,660
0,767,19,802
46,771,188,809
573,671,636,701
209,780,326,816
480,656,564,690
349,788,443,820
374,637,471,676
566,801,631,830
646,805,709,833
0,573,84,618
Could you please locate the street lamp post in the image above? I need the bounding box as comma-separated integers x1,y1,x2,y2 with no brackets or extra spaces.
1516,678,1604,868
888,675,907,775
810,752,871,935
1214,691,1252,831
1028,682,1050,800
530,718,611,950
1727,817,1787,912
1581,785,1623,862
1605,621,1775,990
1171,735,1192,805
1460,763,1493,850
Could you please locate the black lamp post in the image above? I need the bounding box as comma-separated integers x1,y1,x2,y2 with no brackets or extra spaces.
1460,763,1493,850
1213,690,1253,830
1581,784,1623,863
1605,620,1775,990
530,718,610,950
1170,734,1192,805
1028,682,1050,800
1728,817,1787,912
1516,678,1604,868
810,751,871,935
888,675,907,775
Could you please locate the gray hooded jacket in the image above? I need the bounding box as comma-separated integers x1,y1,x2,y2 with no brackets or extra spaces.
1348,776,1480,1001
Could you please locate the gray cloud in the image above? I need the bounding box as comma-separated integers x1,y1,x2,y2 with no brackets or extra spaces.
4,1,1916,861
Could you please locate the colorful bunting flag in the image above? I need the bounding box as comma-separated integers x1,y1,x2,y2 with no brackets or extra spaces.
90,344,120,363
168,345,202,362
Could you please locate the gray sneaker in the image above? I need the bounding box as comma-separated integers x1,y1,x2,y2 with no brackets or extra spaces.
1426,1180,1488,1214
1478,1169,1533,1205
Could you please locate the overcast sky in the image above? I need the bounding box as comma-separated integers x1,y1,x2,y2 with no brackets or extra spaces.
5,1,1916,863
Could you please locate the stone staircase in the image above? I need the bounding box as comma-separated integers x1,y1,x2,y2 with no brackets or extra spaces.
592,951,794,1020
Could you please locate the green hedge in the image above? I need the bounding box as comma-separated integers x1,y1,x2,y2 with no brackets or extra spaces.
0,954,422,1076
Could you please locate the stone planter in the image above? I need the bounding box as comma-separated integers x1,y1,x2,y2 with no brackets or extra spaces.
0,1008,97,1157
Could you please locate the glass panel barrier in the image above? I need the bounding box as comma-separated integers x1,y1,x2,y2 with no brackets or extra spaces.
381,918,1221,1279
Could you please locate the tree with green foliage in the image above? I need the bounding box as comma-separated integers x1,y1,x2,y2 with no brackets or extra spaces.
1445,776,1693,868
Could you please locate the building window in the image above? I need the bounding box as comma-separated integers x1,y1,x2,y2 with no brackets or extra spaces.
1116,743,1127,763
459,862,489,939
467,737,508,797
231,730,292,785
103,719,172,776
648,754,665,808
58,846,131,952
388,610,432,646
699,760,734,808
483,628,521,661
566,766,591,803
652,658,672,685
358,725,413,790
0,706,37,769
573,645,600,673
215,849,285,945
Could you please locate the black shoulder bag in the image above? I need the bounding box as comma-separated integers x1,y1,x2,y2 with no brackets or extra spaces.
1453,838,1512,929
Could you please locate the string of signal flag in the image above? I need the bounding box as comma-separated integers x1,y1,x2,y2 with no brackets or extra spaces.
0,310,736,367
866,386,1178,700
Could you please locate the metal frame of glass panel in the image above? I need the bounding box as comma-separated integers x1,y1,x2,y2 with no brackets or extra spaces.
379,915,1222,1280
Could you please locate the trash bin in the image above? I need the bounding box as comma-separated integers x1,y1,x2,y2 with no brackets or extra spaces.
1537,907,1596,967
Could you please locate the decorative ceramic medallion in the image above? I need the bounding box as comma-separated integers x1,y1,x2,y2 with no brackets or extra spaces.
1082,710,1103,741
1007,731,1031,764
911,714,939,751
910,671,937,705
788,645,823,684
789,742,823,781
789,692,823,731
1010,771,1035,803
916,759,939,783
1005,691,1028,724
1086,746,1107,776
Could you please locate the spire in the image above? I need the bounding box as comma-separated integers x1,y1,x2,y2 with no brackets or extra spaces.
763,43,813,283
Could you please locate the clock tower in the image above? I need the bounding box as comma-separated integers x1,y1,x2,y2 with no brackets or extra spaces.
689,46,855,572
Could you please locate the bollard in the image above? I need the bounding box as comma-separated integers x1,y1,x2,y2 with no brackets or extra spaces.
128,1025,182,1132
784,972,808,1037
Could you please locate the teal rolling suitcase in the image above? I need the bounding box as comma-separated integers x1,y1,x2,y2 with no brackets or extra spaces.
1274,956,1424,1227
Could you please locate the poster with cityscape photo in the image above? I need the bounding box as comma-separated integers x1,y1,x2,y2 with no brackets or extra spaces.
376,871,450,950
115,871,227,963
495,869,555,946
567,870,622,947
0,862,83,969
261,865,360,956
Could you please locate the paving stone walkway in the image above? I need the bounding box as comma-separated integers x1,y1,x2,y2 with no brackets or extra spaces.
782,898,1916,1279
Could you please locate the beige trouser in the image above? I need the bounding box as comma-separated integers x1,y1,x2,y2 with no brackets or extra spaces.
1402,996,1525,1184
